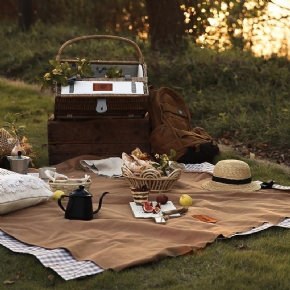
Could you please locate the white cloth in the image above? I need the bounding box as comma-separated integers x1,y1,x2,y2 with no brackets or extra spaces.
80,157,123,177
183,162,215,174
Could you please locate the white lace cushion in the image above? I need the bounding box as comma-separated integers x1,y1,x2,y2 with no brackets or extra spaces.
0,168,53,215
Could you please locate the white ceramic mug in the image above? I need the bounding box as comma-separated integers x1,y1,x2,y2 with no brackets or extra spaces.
39,167,56,179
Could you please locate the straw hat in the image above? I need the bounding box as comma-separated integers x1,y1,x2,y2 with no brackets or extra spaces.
202,159,261,191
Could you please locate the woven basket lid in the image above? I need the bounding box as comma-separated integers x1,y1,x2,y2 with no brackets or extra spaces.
202,159,261,191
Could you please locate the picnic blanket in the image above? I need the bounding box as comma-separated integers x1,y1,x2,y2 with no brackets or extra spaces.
1,155,290,276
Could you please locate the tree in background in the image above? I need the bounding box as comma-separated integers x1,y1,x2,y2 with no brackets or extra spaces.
17,0,35,31
146,0,185,51
180,0,268,51
1,0,288,56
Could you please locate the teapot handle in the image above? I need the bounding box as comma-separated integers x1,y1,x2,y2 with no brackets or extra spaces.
58,195,70,212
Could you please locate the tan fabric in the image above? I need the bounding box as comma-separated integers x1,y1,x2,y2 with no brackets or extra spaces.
1,155,290,272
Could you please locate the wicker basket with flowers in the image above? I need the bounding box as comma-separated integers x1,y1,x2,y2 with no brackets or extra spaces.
121,149,183,192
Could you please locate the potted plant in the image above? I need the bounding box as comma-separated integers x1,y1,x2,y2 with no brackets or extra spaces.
1,113,35,161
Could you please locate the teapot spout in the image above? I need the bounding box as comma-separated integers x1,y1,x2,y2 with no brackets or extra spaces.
93,191,110,214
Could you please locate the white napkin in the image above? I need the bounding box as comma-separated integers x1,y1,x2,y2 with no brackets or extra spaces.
80,157,123,177
45,170,90,183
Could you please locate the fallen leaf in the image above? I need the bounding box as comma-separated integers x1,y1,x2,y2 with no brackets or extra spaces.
222,131,231,138
234,129,240,136
236,243,248,250
12,271,24,281
234,141,244,147
3,280,15,284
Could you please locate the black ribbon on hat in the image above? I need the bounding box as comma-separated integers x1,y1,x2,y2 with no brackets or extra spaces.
212,176,252,185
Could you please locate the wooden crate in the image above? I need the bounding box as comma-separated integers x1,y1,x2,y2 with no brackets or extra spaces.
47,117,151,165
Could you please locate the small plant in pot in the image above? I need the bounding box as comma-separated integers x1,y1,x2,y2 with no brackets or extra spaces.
2,112,35,161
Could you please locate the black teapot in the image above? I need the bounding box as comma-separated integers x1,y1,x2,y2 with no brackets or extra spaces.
58,185,109,220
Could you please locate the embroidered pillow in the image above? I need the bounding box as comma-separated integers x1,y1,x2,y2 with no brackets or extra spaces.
0,168,53,215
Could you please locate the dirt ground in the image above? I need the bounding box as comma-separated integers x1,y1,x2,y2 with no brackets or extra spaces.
218,143,290,175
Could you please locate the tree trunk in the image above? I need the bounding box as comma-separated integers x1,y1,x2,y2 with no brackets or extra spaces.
146,0,184,51
18,0,34,31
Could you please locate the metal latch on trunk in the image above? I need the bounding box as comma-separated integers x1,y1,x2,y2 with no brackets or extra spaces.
96,98,107,113
125,75,136,93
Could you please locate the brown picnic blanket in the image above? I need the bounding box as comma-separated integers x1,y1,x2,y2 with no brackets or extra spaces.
1,155,290,272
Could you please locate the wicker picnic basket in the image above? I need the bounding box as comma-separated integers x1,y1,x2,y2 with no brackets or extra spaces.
48,179,92,195
121,166,182,192
54,35,149,119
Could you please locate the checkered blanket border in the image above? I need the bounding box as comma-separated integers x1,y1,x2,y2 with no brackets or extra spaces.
0,231,104,280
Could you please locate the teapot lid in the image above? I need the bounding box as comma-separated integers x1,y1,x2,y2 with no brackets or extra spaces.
70,185,91,196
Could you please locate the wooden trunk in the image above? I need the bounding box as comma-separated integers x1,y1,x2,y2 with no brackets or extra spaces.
47,118,151,165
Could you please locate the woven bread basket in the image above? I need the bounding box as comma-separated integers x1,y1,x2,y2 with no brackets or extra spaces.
48,179,92,194
121,166,181,192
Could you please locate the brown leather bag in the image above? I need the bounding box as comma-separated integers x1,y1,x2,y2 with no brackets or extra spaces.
148,87,219,163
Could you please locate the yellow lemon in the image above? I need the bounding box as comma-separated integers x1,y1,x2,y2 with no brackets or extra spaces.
52,190,65,201
179,194,193,206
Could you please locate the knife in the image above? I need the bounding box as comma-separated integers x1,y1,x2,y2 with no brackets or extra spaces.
152,206,189,224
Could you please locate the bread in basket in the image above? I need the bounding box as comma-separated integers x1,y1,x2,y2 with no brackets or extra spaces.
121,165,181,192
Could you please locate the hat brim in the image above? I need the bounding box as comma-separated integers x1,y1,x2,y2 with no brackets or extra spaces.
201,180,261,191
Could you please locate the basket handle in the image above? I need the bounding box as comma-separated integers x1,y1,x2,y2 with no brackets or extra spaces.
56,35,144,63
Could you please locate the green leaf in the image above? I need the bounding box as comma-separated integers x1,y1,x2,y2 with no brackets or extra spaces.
61,62,70,70
68,68,78,78
49,60,60,67
82,65,94,77
54,75,67,86
169,149,177,159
